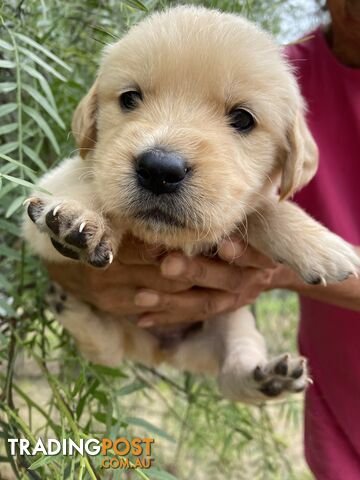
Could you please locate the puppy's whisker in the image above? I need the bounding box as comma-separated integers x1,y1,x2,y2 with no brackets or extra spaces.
68,147,95,157
239,198,270,232
263,173,274,187
252,190,277,207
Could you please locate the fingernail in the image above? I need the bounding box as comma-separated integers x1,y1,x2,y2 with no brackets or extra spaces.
134,291,159,307
161,256,186,277
218,240,244,262
137,318,154,328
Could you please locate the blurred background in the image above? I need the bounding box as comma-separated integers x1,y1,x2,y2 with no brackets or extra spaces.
0,1,326,478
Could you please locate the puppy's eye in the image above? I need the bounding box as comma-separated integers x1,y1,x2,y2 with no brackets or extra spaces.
229,108,255,133
119,90,142,111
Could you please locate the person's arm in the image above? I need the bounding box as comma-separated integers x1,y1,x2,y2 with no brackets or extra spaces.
270,247,360,311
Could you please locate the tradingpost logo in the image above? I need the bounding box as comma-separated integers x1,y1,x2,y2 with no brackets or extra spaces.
8,437,155,470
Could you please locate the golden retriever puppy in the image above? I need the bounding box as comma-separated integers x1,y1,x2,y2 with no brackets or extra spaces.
23,6,359,402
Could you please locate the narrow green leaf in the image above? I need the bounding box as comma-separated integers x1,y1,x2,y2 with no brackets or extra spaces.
0,123,17,135
76,379,100,419
92,364,127,378
0,163,17,175
22,64,56,107
23,145,47,172
22,83,65,128
0,82,17,93
28,455,60,470
0,104,17,118
6,195,26,218
71,371,85,396
0,39,14,51
0,218,21,236
125,417,175,442
24,168,39,184
15,32,72,72
0,142,19,156
22,105,60,154
0,244,21,261
0,298,16,316
0,152,35,173
0,273,12,290
0,181,17,199
18,46,66,81
0,173,49,193
93,412,117,425
125,0,148,11
0,173,35,189
0,179,17,200
147,470,178,480
92,390,109,406
0,60,15,69
117,379,146,396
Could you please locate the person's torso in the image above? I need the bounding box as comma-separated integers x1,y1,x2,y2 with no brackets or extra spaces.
286,28,360,450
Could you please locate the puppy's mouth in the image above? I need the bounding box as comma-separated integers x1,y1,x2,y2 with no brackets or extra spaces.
134,207,186,228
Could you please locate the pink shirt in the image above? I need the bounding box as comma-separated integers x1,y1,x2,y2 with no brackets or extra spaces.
286,29,360,479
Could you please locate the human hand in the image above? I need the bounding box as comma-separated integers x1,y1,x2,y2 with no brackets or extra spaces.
134,238,278,327
46,235,190,316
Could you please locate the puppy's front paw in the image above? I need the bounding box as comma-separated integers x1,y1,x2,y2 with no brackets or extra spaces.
286,230,360,286
219,353,310,403
25,197,115,267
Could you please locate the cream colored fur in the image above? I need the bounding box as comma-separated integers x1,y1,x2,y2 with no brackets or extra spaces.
23,7,359,403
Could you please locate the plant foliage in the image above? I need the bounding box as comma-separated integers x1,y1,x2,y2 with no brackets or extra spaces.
0,1,313,479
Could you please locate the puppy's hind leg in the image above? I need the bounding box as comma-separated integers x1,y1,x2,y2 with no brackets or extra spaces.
217,308,309,403
47,284,124,366
171,308,308,403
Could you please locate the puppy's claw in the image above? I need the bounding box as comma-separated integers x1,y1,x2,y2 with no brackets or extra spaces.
253,365,265,382
320,276,327,287
23,197,37,207
79,221,86,233
260,379,283,397
53,204,61,216
27,198,45,224
108,252,114,264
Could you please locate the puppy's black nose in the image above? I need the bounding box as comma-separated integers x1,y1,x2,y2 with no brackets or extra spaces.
136,148,188,195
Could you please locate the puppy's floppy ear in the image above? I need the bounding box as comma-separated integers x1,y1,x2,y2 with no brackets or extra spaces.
72,81,98,158
279,108,318,200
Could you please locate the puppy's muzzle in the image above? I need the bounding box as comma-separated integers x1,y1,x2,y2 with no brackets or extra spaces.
135,147,189,195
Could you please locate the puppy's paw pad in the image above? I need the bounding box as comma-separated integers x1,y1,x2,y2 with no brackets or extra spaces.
25,196,116,266
45,206,63,235
89,240,113,268
45,202,84,238
46,282,69,314
254,354,309,399
260,379,284,397
51,238,80,260
64,227,88,249
25,197,45,224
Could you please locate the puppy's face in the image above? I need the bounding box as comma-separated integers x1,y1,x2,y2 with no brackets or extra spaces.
73,7,318,251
